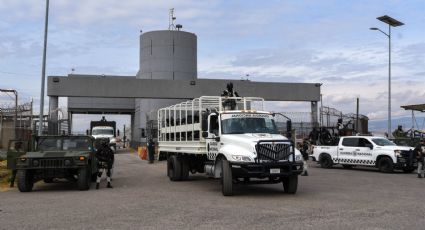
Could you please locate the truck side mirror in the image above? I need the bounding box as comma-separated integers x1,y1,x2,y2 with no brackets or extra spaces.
202,131,208,138
286,120,292,139
117,130,120,137
86,129,89,135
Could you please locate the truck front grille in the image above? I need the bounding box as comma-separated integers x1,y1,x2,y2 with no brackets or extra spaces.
39,159,65,168
255,142,293,162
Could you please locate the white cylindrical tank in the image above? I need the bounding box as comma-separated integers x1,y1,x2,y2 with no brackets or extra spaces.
134,30,197,144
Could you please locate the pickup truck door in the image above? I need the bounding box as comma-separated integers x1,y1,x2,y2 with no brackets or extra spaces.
338,137,359,165
206,114,220,160
354,138,374,165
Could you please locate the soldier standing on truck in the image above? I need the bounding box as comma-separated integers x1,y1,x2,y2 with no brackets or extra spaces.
414,140,425,178
96,139,114,189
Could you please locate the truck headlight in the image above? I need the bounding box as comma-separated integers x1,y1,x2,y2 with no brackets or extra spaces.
295,155,302,162
394,150,402,157
232,155,252,162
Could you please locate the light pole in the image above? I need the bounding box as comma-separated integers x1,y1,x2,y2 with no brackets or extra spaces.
370,15,404,138
38,0,50,135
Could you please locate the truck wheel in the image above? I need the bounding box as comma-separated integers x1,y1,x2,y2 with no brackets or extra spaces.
282,175,298,194
378,157,394,173
17,170,34,192
319,154,333,168
221,158,233,196
167,155,182,181
181,157,190,181
77,167,91,190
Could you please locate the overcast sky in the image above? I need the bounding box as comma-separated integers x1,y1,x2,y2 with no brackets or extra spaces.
0,0,424,131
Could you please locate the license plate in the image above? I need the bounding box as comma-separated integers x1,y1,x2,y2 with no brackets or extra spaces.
270,168,280,174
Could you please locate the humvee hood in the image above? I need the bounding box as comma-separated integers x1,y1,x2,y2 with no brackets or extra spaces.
24,151,90,158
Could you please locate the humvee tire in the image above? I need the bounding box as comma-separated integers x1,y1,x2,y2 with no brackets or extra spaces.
77,167,91,190
282,175,298,194
221,158,233,196
17,169,34,192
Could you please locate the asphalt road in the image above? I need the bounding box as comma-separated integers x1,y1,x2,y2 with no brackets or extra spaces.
1,149,424,230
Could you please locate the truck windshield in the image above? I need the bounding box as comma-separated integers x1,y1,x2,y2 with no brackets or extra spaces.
371,138,396,146
221,114,279,134
92,129,113,135
38,138,92,151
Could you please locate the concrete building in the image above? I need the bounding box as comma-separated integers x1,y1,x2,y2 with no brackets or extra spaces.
50,28,321,147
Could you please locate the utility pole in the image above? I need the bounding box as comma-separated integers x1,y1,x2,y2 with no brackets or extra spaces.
38,0,50,136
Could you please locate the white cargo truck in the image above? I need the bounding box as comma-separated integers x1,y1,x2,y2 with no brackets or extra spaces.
311,136,416,173
157,96,303,196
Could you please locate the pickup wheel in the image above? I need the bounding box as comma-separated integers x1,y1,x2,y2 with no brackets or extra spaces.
77,167,91,190
319,154,333,169
378,157,394,173
167,155,182,181
17,169,34,192
221,158,233,196
282,175,298,194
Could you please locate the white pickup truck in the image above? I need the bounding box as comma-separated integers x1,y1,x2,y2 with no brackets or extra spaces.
311,136,416,173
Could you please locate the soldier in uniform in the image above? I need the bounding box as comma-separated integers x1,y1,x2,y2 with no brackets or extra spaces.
392,125,406,138
95,139,114,189
415,140,425,178
148,138,155,164
300,139,310,176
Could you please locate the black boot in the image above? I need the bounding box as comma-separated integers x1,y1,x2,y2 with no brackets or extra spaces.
96,183,100,189
418,174,422,178
107,182,113,188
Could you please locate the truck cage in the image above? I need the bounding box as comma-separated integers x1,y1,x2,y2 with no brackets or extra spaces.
157,96,265,144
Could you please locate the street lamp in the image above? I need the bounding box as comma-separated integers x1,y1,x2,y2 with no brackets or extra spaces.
38,0,50,135
370,15,404,138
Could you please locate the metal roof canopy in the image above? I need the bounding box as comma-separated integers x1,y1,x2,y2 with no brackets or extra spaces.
377,15,404,27
401,104,425,112
47,75,321,102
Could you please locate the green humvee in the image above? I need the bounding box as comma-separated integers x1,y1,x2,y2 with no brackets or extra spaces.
10,135,98,192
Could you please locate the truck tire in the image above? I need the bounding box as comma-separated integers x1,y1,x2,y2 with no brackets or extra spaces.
77,167,91,190
221,158,233,196
17,169,34,192
378,157,394,173
168,155,182,181
319,154,333,169
282,175,298,194
181,156,190,181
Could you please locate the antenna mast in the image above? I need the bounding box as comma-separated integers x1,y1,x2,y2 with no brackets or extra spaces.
168,8,176,30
